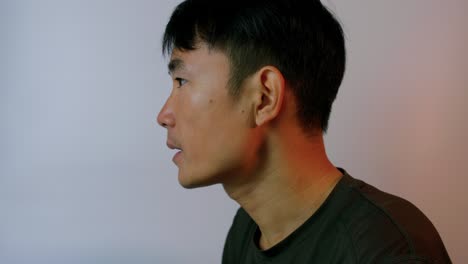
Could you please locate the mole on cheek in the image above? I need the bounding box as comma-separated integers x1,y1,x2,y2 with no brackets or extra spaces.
209,99,213,103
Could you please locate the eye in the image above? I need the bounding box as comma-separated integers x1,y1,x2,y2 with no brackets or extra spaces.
174,77,187,88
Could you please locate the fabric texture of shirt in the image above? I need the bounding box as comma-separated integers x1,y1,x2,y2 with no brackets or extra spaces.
222,168,451,263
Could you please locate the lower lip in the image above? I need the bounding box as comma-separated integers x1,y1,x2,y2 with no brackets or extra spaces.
172,150,182,163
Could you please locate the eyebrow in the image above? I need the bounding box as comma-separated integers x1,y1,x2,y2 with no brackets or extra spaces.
167,58,186,75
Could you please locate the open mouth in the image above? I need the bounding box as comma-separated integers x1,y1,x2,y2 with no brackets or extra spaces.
172,150,183,163
167,141,183,163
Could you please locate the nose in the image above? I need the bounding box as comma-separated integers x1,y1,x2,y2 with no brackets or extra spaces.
157,95,175,128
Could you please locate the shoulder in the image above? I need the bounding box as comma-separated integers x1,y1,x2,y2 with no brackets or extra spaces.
334,170,451,263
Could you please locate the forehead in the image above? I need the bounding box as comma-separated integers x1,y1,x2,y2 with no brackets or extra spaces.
168,45,230,76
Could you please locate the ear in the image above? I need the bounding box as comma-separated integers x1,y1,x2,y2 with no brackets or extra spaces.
253,66,285,126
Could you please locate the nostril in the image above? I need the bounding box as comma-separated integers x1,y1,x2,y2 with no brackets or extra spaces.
157,117,166,127
157,106,175,128
158,116,174,128
157,113,167,128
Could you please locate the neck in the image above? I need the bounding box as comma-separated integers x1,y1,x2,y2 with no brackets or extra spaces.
223,133,342,250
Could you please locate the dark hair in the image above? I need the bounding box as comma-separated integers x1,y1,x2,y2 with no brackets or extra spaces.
162,0,346,133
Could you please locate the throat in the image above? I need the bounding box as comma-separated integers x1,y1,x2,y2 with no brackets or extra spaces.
249,168,344,251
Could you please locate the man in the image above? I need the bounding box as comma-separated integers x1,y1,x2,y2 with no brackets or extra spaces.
157,0,451,263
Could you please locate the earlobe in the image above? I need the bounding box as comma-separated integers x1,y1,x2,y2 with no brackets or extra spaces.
254,66,285,126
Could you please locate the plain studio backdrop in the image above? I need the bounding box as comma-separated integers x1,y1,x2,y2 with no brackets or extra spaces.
1,0,467,263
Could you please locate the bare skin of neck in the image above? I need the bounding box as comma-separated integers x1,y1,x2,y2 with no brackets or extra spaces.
223,124,343,250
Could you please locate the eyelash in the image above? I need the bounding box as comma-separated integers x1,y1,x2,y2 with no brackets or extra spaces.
174,77,187,87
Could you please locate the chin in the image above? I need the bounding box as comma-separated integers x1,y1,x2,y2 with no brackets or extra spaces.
177,170,221,189
178,170,225,189
178,179,218,189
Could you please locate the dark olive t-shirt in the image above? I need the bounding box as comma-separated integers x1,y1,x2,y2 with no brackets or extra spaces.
222,168,451,263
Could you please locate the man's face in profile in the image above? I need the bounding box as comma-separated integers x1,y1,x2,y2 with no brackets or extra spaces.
158,44,259,189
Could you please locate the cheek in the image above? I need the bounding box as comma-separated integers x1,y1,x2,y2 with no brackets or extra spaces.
209,111,250,160
177,96,217,156
179,88,248,158
179,89,215,124
178,90,206,128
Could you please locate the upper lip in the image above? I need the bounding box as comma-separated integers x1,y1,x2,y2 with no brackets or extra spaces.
166,141,181,150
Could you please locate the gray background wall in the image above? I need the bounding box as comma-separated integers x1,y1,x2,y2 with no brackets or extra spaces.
2,0,467,263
